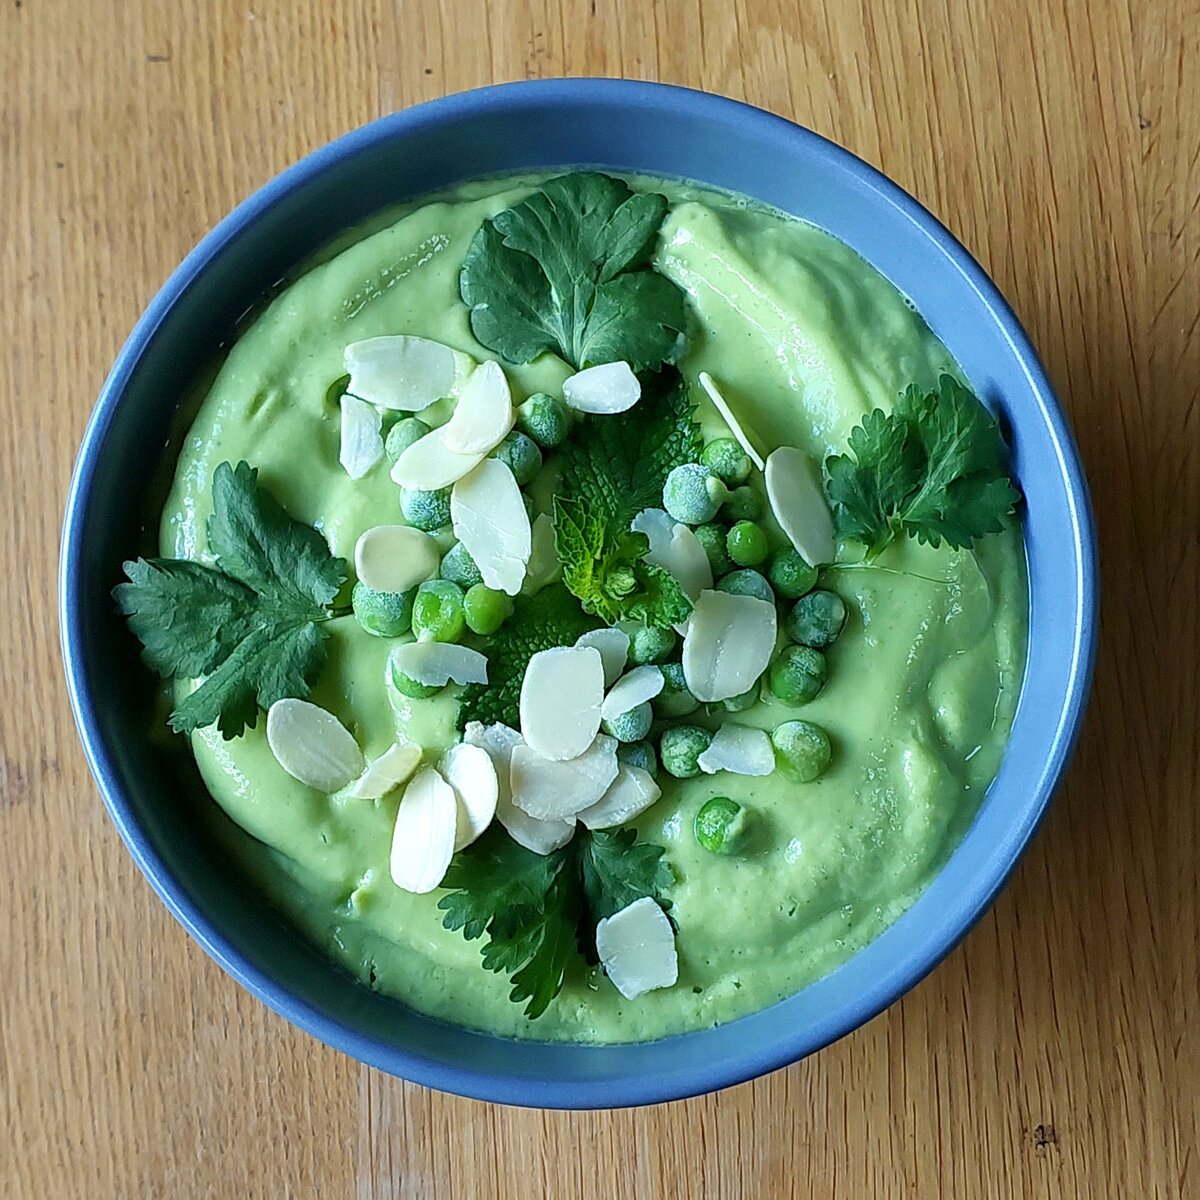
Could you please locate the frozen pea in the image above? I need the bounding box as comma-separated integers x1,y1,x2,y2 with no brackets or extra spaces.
654,662,700,718
659,724,713,779
401,486,451,531
411,579,466,644
717,569,774,604
440,541,483,588
629,624,676,665
769,645,827,705
617,740,659,778
772,719,832,782
388,659,441,700
718,688,757,713
700,438,752,486
786,590,847,648
663,463,728,525
722,485,763,521
694,797,749,854
463,584,513,636
491,431,542,486
385,416,431,463
352,581,413,638
602,701,653,743
726,520,769,567
515,392,571,448
767,548,818,600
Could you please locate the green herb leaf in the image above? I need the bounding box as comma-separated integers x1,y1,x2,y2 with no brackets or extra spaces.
824,375,1020,557
438,826,672,1018
459,172,687,371
456,584,597,730
114,461,349,738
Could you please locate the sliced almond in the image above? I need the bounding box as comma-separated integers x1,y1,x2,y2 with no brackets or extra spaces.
389,767,458,893
561,361,641,414
698,372,765,471
630,507,675,558
764,446,836,567
596,897,678,1000
343,742,423,799
578,764,662,830
388,642,488,688
601,665,665,721
441,360,514,454
682,589,777,702
450,459,531,596
266,699,364,793
391,424,487,491
574,627,630,688
345,335,467,412
519,646,605,761
696,723,775,776
442,742,499,851
339,395,383,479
509,735,620,821
354,525,440,593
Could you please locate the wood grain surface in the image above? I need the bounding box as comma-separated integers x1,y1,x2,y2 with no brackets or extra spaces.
1,1,1195,1196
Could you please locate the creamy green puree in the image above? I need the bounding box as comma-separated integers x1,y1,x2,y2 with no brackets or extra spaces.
161,175,1027,1042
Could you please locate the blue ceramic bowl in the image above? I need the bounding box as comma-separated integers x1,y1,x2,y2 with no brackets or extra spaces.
60,79,1097,1108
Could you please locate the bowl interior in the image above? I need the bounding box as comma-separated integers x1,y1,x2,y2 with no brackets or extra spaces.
61,80,1095,1108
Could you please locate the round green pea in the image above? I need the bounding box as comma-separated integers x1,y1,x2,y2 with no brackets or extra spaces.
700,438,752,486
722,485,763,521
769,645,827,705
411,579,466,643
726,520,769,567
602,701,653,743
767,548,818,600
663,463,727,525
384,416,431,463
440,541,483,588
694,797,748,855
515,392,571,448
718,688,758,713
654,661,699,718
716,569,774,604
388,660,441,700
786,590,847,648
694,522,732,576
491,431,543,486
659,724,713,779
463,584,513,636
617,740,659,778
772,719,832,782
352,581,413,638
400,487,451,531
628,624,676,665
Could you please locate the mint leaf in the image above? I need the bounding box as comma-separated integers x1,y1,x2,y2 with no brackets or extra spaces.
456,584,597,730
115,461,348,738
459,173,687,371
824,375,1020,557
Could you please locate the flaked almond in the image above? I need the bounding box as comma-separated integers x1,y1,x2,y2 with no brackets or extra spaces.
601,665,665,721
339,395,383,479
345,335,468,411
698,372,765,470
509,735,620,821
578,764,662,830
441,360,514,454
764,446,836,566
450,458,531,596
519,646,604,761
266,699,364,793
354,524,440,593
682,589,777,702
596,897,678,1000
561,361,641,414
391,424,487,491
343,742,423,799
442,742,499,851
575,627,630,687
696,723,775,776
388,642,488,688
389,767,458,893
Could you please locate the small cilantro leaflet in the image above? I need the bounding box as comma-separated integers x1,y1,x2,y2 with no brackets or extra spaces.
114,460,349,738
824,375,1020,558
438,826,672,1018
459,172,688,371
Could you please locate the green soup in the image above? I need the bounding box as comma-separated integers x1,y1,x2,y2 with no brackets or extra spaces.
160,175,1026,1042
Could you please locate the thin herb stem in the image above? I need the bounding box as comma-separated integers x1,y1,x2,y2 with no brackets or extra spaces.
824,562,954,587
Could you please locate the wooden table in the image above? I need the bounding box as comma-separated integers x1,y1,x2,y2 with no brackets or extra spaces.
2,1,1194,1196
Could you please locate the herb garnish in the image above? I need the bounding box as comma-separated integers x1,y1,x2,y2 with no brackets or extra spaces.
824,375,1020,559
459,172,688,372
438,825,674,1018
115,460,348,738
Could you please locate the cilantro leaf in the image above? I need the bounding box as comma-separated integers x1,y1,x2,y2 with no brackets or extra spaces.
456,584,597,730
438,826,672,1019
115,461,348,738
824,375,1020,557
459,172,687,371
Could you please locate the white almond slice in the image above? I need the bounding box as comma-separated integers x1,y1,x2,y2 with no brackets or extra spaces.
509,735,620,821
522,512,562,595
578,764,662,830
698,371,766,471
596,897,678,1000
345,335,466,412
764,446,837,567
682,589,778,702
339,395,383,479
601,665,665,721
562,361,641,414
462,721,524,789
391,425,487,491
519,646,605,761
633,514,712,635
441,360,514,454
389,768,458,893
266,699,365,793
354,525,440,593
696,724,775,777
630,507,675,559
450,458,532,597
575,628,630,688
343,742,423,799
442,742,499,851
389,642,488,688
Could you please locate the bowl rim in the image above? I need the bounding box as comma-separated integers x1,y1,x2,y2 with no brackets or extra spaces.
60,77,1098,1108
